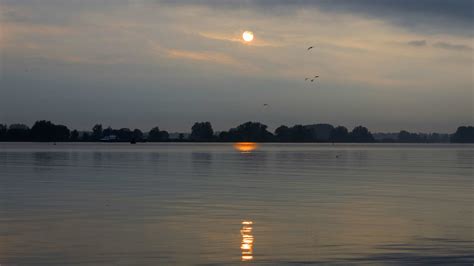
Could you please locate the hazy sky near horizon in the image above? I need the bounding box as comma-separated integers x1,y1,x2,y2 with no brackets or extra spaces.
0,0,472,132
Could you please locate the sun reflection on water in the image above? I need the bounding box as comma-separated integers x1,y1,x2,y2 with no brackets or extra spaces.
241,220,254,261
233,142,259,153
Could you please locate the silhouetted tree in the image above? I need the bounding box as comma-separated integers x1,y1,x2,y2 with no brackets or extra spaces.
0,124,7,141
148,127,169,142
191,122,214,141
92,124,103,141
329,126,350,142
116,128,132,141
102,126,114,138
132,129,144,141
82,132,90,141
218,131,230,141
451,126,474,143
30,120,70,141
54,125,70,141
398,130,423,143
30,120,55,141
6,124,30,141
70,130,79,141
148,127,161,141
161,131,169,141
1,120,468,144
220,121,273,142
275,125,291,141
291,125,314,142
275,125,313,142
304,124,334,141
350,126,375,142
427,133,449,143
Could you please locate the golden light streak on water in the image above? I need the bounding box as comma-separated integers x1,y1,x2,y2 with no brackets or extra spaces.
240,220,254,261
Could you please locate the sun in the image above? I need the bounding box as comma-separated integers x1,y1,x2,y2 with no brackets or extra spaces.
242,31,254,42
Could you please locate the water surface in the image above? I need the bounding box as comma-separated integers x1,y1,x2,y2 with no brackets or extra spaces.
0,143,472,265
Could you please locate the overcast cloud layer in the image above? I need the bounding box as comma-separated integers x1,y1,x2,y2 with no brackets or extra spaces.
0,0,472,132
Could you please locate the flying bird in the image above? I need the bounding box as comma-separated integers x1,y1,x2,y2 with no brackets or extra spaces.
263,104,269,107
307,46,314,50
305,76,319,81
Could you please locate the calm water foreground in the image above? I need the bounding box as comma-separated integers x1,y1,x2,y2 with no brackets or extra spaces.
0,143,472,265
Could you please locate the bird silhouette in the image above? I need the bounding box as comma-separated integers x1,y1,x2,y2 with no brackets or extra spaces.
314,75,319,78
307,46,314,50
263,104,269,107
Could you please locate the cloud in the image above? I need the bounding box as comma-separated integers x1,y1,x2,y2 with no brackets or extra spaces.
150,42,241,66
0,22,72,51
399,40,472,52
433,41,472,51
0,0,472,132
406,40,427,47
2,23,71,36
198,32,241,43
166,48,259,72
198,32,280,47
158,0,474,36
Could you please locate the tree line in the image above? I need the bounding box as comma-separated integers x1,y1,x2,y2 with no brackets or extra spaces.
0,120,472,143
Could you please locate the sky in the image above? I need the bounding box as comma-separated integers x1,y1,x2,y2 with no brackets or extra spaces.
0,0,472,133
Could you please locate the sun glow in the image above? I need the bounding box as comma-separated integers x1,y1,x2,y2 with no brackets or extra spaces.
233,142,259,152
242,31,254,42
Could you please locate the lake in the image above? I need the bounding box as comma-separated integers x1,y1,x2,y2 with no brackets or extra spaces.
0,143,472,265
